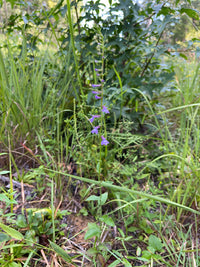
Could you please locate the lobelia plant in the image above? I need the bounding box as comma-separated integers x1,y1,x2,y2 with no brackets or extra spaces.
88,33,110,179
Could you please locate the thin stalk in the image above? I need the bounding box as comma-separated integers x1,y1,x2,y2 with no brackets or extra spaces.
51,175,55,242
113,66,123,119
44,168,200,215
66,0,83,101
8,135,13,213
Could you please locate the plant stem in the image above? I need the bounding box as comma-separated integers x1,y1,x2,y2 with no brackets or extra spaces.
66,0,83,102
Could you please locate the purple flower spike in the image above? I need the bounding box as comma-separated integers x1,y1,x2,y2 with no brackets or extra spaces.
101,136,109,146
95,68,100,72
95,95,101,99
91,126,100,134
102,105,110,114
89,115,101,123
92,84,101,88
92,91,101,94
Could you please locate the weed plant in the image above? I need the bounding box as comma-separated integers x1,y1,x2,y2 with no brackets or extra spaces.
1,6,200,267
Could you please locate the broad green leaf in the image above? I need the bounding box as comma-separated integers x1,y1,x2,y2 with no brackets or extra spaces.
0,232,10,242
84,223,101,240
86,195,100,202
99,192,108,206
180,8,199,20
100,215,115,227
157,7,174,16
16,215,27,228
148,235,163,252
86,247,98,257
140,250,152,260
0,223,23,240
49,240,72,262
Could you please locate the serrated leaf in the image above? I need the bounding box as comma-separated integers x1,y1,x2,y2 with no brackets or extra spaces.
0,223,23,240
49,240,72,262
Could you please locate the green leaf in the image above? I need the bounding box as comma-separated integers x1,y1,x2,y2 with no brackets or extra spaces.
86,195,100,202
84,223,101,240
16,215,27,228
0,223,23,240
99,192,108,206
122,258,132,267
179,53,188,60
180,8,199,20
0,193,17,204
141,250,152,260
157,7,174,16
25,230,37,246
86,192,108,206
86,247,98,257
49,240,72,263
0,232,10,243
0,170,9,174
100,215,115,227
148,235,163,252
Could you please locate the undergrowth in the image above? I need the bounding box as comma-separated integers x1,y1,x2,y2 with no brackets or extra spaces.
0,3,200,267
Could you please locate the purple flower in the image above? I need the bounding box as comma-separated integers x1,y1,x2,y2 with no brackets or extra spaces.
92,91,101,99
102,105,109,114
89,115,101,123
95,68,100,72
101,136,109,146
92,84,101,88
101,79,105,83
91,126,100,134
